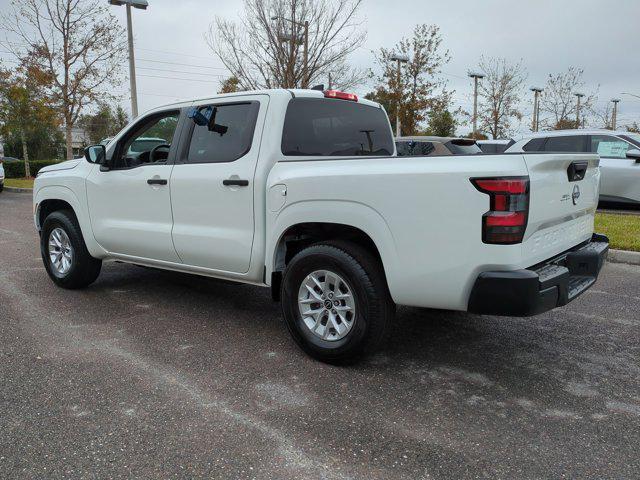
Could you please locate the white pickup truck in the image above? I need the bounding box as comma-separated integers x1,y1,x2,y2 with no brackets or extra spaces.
33,88,608,363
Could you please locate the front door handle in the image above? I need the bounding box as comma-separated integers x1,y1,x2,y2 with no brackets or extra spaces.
223,179,249,187
147,178,168,185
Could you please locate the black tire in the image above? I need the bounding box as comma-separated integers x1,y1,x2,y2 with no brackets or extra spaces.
40,209,102,289
0,183,4,192
281,241,395,364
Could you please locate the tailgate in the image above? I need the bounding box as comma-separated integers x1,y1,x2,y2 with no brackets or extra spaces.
520,153,600,266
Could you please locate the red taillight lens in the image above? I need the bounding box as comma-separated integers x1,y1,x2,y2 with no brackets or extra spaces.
472,176,530,244
324,90,358,102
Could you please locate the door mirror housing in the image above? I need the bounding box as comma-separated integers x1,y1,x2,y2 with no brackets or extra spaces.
625,148,640,162
85,144,106,164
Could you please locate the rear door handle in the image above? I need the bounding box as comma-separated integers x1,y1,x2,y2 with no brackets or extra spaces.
223,179,249,187
147,178,168,185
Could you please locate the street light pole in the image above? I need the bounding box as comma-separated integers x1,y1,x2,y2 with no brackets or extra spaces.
611,98,621,130
109,0,148,119
574,92,585,128
530,87,543,132
468,72,484,139
390,54,409,137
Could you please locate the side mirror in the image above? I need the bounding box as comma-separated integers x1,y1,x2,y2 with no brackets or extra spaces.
84,144,106,164
626,148,640,162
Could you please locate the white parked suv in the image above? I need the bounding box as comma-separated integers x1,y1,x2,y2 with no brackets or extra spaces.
507,129,640,205
33,89,609,362
0,160,4,193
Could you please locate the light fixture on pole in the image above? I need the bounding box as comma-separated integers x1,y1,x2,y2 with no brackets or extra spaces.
272,16,309,88
611,98,621,130
390,54,409,137
108,0,148,119
530,87,543,132
468,72,484,139
574,92,585,128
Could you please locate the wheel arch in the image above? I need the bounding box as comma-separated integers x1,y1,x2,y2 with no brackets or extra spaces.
267,201,399,302
35,185,105,258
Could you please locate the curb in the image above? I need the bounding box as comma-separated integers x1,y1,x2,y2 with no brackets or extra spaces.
608,249,640,266
4,186,33,194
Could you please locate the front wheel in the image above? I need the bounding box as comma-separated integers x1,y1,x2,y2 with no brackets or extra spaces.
40,210,102,289
281,241,395,364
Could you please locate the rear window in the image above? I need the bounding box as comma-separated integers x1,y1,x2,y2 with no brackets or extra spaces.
446,140,481,155
281,98,393,157
396,141,435,157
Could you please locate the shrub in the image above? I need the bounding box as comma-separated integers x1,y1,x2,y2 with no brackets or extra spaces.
3,160,62,178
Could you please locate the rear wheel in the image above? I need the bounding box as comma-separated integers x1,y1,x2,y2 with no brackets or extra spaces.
281,241,395,363
41,210,102,289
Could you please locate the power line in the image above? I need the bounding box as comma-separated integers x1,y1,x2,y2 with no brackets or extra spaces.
138,73,224,83
137,58,230,71
136,46,218,61
137,66,222,78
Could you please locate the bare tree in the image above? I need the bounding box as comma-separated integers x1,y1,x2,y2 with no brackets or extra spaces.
594,102,613,130
206,0,366,91
539,67,598,130
367,24,452,136
474,56,527,139
1,0,126,159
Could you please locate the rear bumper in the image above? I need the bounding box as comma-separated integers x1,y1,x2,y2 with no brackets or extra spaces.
468,233,609,317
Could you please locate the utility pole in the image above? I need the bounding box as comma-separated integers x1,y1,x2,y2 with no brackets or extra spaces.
468,72,485,139
109,0,149,119
328,72,332,90
530,87,543,132
303,21,309,88
125,4,138,118
272,15,309,88
611,98,620,130
390,54,409,137
574,92,585,128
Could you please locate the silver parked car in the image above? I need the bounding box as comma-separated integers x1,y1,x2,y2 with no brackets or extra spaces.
395,136,482,156
507,129,640,205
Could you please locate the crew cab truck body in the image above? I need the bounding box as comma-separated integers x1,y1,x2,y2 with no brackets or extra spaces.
33,89,608,362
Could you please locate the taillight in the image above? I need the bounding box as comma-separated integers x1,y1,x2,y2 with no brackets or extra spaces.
324,90,358,102
471,177,530,244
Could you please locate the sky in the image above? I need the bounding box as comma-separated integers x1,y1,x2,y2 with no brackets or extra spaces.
1,0,639,136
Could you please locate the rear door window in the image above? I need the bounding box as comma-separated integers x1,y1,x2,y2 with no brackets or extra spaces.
281,98,394,157
543,135,587,152
522,137,546,151
186,102,260,164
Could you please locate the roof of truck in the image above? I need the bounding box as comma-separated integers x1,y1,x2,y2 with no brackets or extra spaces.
152,88,381,112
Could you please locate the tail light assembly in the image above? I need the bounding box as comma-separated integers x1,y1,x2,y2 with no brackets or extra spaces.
471,177,530,244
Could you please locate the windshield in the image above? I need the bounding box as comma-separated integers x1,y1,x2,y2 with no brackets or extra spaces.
282,98,394,157
622,134,640,147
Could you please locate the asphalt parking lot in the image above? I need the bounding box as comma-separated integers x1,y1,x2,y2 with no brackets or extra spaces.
1,191,639,479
